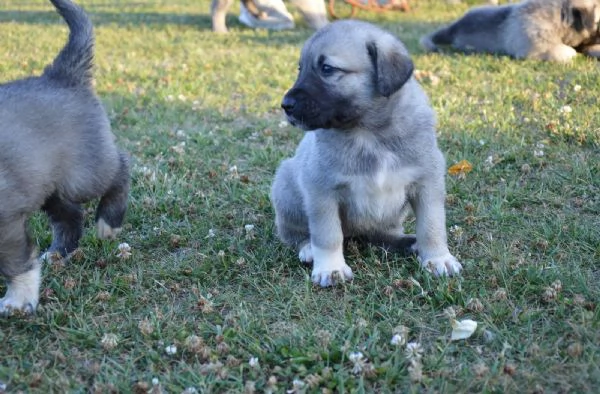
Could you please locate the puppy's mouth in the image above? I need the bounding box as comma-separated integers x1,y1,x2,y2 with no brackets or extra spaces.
282,96,361,131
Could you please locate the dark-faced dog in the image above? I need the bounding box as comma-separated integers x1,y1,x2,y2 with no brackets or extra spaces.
420,0,600,61
271,20,462,287
0,0,130,315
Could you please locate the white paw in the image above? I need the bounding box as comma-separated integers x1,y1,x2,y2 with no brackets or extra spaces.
97,218,122,240
419,253,462,276
40,251,64,264
0,263,41,316
310,245,353,287
298,242,313,264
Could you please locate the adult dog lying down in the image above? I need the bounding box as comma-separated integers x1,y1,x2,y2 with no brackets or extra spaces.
0,0,129,315
271,20,462,287
420,0,600,62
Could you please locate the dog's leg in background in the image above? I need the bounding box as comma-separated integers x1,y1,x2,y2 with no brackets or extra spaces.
410,176,462,276
212,0,234,33
96,152,130,240
41,194,83,260
290,0,328,29
0,217,41,315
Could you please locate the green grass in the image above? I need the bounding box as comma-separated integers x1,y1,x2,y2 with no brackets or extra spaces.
1,0,599,392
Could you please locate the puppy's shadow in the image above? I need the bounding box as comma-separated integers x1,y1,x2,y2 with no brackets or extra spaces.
0,2,210,29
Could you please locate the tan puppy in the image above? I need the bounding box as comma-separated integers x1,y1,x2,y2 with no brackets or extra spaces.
421,0,600,62
271,20,462,287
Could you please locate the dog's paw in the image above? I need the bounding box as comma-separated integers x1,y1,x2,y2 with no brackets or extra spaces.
419,253,462,276
298,242,313,264
40,250,64,264
310,245,353,287
97,218,122,240
0,265,41,317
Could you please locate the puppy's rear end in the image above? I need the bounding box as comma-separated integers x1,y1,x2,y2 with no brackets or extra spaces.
0,0,130,316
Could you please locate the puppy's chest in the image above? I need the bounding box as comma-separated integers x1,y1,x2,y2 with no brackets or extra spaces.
342,163,417,220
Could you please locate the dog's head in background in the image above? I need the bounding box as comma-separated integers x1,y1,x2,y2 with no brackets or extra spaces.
561,0,600,46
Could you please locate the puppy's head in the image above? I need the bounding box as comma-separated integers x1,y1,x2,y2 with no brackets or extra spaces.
281,20,414,131
562,0,600,38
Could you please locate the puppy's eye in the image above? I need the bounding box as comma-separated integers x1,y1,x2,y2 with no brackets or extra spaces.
321,64,335,76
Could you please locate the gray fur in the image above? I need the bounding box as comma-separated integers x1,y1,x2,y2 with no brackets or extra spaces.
272,20,462,287
0,0,130,315
420,0,600,62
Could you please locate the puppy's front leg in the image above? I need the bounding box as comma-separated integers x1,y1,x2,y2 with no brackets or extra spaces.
411,179,462,276
302,198,353,287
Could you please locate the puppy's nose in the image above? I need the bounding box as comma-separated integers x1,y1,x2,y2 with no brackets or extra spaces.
281,95,296,114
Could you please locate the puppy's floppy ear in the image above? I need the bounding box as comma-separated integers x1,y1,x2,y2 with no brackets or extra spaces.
367,41,414,97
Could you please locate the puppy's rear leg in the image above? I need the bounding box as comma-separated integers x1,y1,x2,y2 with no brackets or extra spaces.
0,216,41,315
42,193,84,260
96,152,130,240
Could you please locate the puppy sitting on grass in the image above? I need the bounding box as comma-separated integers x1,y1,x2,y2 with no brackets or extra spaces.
420,0,600,62
0,0,130,315
271,20,462,287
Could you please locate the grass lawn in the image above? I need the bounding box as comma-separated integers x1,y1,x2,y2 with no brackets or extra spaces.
0,0,599,392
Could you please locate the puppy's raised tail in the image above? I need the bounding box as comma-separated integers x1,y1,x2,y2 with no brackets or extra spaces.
43,0,94,86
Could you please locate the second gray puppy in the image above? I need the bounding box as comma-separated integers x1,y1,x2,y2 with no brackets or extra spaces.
420,0,600,62
271,20,462,287
0,0,129,316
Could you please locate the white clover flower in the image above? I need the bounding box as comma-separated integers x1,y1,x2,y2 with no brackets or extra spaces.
165,344,177,355
390,334,405,347
101,333,119,350
534,142,545,158
244,224,255,232
249,356,259,368
152,377,159,386
286,379,305,393
348,351,364,362
573,84,582,92
117,242,132,259
348,351,367,374
405,342,424,361
207,229,216,238
560,105,572,114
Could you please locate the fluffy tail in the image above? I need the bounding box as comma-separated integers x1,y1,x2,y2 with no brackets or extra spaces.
43,0,94,86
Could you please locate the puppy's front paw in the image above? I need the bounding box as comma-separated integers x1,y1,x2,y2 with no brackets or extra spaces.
419,253,462,276
0,264,41,317
310,245,353,287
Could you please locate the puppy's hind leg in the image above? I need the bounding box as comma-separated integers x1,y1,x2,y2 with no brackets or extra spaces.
41,193,84,260
96,152,130,240
0,216,41,316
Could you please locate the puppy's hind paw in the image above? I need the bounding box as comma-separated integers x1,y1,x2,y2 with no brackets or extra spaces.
97,218,122,240
419,253,462,277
